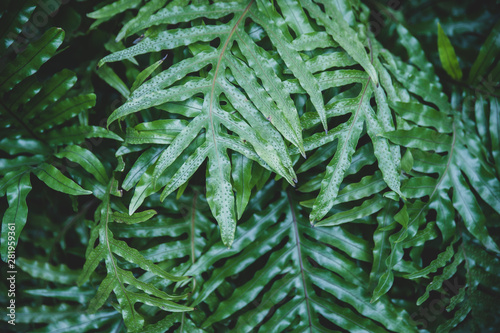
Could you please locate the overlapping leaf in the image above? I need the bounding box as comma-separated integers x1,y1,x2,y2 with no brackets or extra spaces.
100,0,406,246
0,17,121,261
180,187,417,332
77,178,193,333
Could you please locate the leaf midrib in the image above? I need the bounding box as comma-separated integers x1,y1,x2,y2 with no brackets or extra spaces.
208,1,254,184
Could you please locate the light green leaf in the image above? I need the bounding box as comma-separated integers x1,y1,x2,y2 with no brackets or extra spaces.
251,2,328,132
87,0,141,20
437,22,463,80
300,0,378,86
112,210,157,224
131,55,167,92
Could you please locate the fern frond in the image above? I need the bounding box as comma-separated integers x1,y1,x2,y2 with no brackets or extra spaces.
178,186,417,332
0,13,121,259
96,0,408,245
367,18,500,327
77,178,193,332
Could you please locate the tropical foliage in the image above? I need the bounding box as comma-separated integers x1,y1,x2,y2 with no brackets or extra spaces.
1,0,499,332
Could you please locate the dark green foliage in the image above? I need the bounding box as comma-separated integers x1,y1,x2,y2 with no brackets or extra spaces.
1,0,499,332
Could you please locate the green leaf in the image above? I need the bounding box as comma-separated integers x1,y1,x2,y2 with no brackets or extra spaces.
0,171,31,261
115,0,169,41
112,210,157,224
44,125,123,145
78,244,106,286
32,94,96,131
0,27,64,94
55,145,109,185
469,20,500,83
87,0,141,20
206,146,237,247
231,153,252,220
437,22,463,80
25,286,95,303
416,250,464,305
390,101,452,133
394,204,408,229
190,191,415,332
131,55,166,92
27,310,118,332
405,241,456,279
118,1,247,41
309,87,366,223
371,270,394,304
227,41,303,154
449,165,499,253
315,195,386,226
0,137,50,155
22,69,78,121
0,1,36,54
401,149,414,173
17,258,81,284
251,2,328,132
382,128,452,152
299,0,378,86
33,163,92,196
96,66,130,98
122,147,163,191
110,237,189,282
